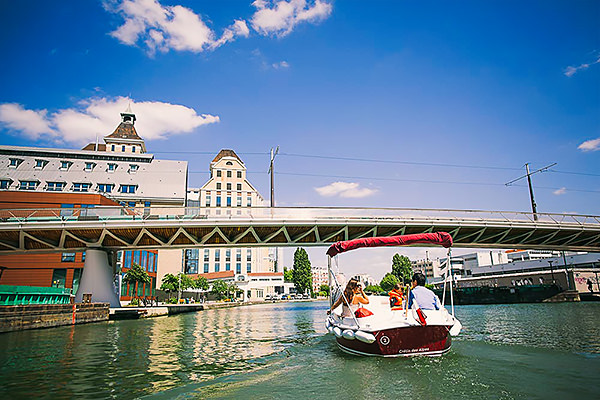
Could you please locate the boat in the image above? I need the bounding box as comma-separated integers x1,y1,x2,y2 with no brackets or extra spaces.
325,232,462,357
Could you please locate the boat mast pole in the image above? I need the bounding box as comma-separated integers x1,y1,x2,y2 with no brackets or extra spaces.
327,255,332,309
448,248,455,317
441,257,447,306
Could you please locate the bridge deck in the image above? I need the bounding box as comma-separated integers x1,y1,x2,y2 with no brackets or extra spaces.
0,207,599,252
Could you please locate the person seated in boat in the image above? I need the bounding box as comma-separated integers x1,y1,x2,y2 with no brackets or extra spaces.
388,283,404,310
328,278,369,317
408,272,441,310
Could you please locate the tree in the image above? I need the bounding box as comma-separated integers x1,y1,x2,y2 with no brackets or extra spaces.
365,284,385,294
177,273,194,291
193,276,209,291
292,248,313,295
123,262,151,300
210,280,229,300
380,272,400,292
319,284,330,296
160,273,179,299
392,254,413,283
283,267,293,283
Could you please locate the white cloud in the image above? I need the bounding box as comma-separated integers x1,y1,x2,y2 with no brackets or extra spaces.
553,187,567,195
0,97,219,145
564,54,600,77
272,60,289,69
251,0,332,37
106,0,247,55
315,181,377,198
578,137,600,152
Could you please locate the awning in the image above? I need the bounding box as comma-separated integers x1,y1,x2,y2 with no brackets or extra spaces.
326,232,453,257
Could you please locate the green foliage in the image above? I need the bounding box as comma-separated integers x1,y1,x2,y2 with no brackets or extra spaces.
292,248,313,295
380,272,400,292
193,276,209,291
365,284,385,294
317,291,327,297
210,280,229,300
160,273,178,297
392,254,413,283
124,262,151,285
129,297,140,306
178,273,194,291
319,284,330,295
283,267,293,283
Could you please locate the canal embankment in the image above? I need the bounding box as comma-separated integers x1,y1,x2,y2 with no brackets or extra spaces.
0,303,109,333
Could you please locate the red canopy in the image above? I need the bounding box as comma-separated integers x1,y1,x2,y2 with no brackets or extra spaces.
326,232,453,257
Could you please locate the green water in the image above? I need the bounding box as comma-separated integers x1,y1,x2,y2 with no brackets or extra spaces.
1,302,599,399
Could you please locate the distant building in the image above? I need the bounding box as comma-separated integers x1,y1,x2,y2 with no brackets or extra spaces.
352,273,377,287
506,249,562,262
312,265,328,293
159,149,282,301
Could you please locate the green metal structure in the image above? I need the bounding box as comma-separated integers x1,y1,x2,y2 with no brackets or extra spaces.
0,285,73,306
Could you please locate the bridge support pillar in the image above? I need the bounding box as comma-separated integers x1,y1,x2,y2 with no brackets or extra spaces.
75,249,121,307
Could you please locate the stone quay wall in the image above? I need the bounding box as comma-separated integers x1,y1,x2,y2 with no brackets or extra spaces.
0,303,109,333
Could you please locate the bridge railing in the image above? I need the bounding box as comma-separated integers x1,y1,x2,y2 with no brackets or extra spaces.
0,206,599,226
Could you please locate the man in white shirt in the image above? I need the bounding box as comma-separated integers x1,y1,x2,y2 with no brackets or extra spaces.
408,272,441,310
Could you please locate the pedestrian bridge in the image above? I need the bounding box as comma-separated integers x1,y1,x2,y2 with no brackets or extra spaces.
1,206,599,253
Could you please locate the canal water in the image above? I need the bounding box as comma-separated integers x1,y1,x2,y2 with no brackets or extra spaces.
1,301,599,399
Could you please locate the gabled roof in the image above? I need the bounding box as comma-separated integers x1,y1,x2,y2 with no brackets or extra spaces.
105,122,143,141
212,149,242,164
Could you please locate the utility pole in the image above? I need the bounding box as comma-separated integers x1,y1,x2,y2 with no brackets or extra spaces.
505,162,556,221
268,146,279,272
269,146,279,207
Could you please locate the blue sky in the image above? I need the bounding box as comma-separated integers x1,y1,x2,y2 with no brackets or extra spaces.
1,1,599,279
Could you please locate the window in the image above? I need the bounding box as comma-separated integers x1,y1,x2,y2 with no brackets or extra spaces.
129,164,139,173
9,158,23,168
51,269,67,288
107,163,117,172
247,249,252,262
59,161,72,170
60,204,74,217
133,250,140,265
247,197,252,207
227,183,232,190
184,249,198,274
226,249,231,262
227,170,232,178
215,249,221,262
132,146,136,153
227,197,231,207
236,249,242,262
236,263,241,274
204,249,210,262
216,170,222,177
141,251,148,270
72,269,83,294
19,180,38,190
237,171,242,179
111,144,115,151
127,201,136,208
47,182,65,192
82,251,86,262
144,201,151,215
61,252,76,262
120,184,137,194
122,145,126,152
237,196,242,207
84,162,95,171
247,263,252,273
215,263,220,272
73,183,90,192
205,195,211,207
148,252,155,272
97,183,113,193
124,251,132,268
237,183,242,191
216,196,221,207
216,183,221,190
0,179,12,189
34,159,47,169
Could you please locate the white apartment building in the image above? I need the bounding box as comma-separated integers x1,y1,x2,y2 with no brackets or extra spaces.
352,273,377,287
506,249,562,262
312,265,328,293
159,149,283,301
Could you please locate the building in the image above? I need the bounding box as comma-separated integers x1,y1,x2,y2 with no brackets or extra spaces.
506,249,562,262
0,191,120,293
352,273,377,287
158,149,282,301
0,107,188,301
312,265,328,293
